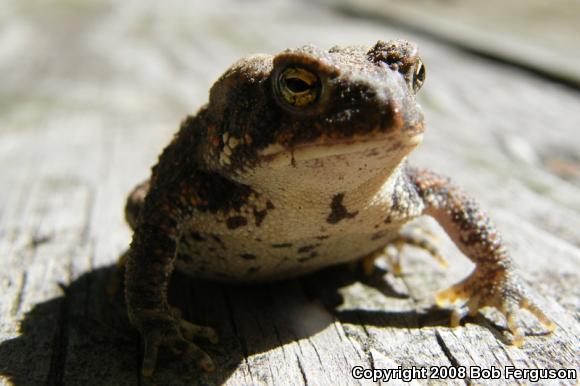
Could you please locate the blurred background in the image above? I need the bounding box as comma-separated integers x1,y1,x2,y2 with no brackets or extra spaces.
0,0,579,385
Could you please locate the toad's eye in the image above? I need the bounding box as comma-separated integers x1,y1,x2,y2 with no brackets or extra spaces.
411,60,426,93
277,67,321,107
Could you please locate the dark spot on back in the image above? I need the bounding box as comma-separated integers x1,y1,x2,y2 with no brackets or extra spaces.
240,253,257,260
316,235,329,240
326,192,358,224
227,216,247,229
272,243,292,248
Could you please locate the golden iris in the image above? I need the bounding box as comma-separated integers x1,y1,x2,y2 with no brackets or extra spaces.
278,67,320,107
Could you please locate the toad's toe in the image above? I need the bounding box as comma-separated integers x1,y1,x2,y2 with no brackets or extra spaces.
435,267,555,346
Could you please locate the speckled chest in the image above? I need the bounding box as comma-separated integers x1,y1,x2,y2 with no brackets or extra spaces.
174,169,424,283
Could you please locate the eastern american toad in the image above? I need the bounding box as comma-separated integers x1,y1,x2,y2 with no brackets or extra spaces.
124,40,555,376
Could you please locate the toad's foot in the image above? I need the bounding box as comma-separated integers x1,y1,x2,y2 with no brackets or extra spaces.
353,229,447,276
436,267,555,346
132,307,218,377
387,230,448,276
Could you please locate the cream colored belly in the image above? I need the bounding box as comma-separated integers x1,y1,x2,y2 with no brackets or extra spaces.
174,228,402,282
172,164,425,283
172,196,417,282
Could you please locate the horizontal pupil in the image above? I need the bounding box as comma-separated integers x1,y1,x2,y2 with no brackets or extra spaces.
285,77,312,93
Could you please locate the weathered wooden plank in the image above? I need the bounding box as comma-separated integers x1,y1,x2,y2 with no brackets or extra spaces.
0,0,578,385
322,0,580,88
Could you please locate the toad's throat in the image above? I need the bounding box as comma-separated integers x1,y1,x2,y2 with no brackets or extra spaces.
258,131,424,166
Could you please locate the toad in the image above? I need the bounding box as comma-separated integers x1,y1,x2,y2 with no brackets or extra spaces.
123,40,555,376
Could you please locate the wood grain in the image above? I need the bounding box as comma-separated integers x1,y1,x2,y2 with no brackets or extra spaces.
325,0,580,88
0,0,578,385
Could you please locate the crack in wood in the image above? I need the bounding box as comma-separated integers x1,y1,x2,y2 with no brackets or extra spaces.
307,337,324,368
10,272,27,317
295,354,309,386
434,331,469,385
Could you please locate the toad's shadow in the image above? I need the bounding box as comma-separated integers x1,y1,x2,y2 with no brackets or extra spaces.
0,262,452,385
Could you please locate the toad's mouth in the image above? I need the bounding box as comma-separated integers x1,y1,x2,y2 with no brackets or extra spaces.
258,129,424,167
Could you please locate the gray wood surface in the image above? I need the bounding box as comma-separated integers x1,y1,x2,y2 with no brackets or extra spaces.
326,0,580,88
0,0,578,385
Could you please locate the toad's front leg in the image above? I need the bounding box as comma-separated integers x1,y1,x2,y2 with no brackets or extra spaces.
125,183,217,377
408,167,555,346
